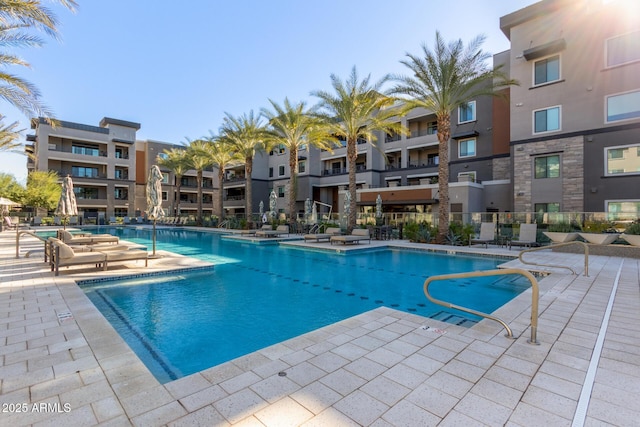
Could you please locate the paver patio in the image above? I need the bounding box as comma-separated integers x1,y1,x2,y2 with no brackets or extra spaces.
0,227,638,426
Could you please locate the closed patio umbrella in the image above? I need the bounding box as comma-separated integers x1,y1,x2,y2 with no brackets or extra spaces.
269,190,277,220
146,165,165,256
376,194,383,219
55,175,78,229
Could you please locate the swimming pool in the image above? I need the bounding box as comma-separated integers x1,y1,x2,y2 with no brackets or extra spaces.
78,227,528,383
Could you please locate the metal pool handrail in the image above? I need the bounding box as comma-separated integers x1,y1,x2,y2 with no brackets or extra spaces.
423,268,540,344
518,241,589,277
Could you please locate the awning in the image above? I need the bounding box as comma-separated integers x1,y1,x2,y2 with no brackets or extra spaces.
523,38,566,61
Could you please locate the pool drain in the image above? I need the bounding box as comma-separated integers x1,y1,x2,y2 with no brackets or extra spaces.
278,371,287,377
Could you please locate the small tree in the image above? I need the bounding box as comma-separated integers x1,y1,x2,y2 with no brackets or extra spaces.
158,148,192,217
24,170,60,215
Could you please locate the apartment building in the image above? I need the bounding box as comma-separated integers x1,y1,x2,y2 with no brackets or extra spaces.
501,0,640,217
135,140,217,218
26,1,639,222
27,117,141,222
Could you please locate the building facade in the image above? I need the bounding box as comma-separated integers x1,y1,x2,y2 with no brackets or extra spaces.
28,118,140,222
25,0,640,222
501,0,640,218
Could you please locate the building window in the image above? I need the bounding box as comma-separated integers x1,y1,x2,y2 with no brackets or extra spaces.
534,55,560,85
158,153,168,160
278,165,285,176
71,166,99,178
534,155,560,179
114,188,128,200
277,144,286,154
533,106,560,133
606,90,640,123
535,203,560,213
161,174,169,184
457,171,476,182
459,138,476,158
458,101,476,124
277,186,285,197
73,187,98,199
606,143,640,176
606,30,640,68
268,167,273,178
161,191,168,201
607,200,640,219
71,144,100,156
298,160,306,174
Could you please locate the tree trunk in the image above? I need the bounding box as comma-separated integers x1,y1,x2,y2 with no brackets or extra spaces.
288,147,298,223
196,170,203,226
245,157,253,228
347,137,357,232
217,167,225,220
436,113,451,243
176,175,182,217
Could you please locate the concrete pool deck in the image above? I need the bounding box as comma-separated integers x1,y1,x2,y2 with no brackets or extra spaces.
0,227,638,426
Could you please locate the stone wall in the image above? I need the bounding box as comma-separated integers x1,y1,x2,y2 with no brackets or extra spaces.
513,136,584,212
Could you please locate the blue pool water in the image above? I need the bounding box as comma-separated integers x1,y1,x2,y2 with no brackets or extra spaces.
78,227,528,383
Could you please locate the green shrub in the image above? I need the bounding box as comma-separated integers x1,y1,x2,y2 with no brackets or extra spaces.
548,222,573,232
583,220,615,233
625,220,640,235
404,221,433,243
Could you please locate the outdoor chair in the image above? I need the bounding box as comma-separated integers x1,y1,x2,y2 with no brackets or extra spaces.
470,222,496,248
255,225,289,237
3,216,16,230
509,224,540,250
33,217,42,226
50,239,148,276
303,227,342,242
330,228,371,245
60,230,119,245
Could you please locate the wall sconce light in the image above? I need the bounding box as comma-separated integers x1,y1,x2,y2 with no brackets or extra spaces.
516,146,524,151
515,102,524,107
591,187,598,193
517,191,525,196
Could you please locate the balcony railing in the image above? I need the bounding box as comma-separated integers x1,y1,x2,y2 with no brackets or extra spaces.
49,146,108,157
50,169,107,179
409,158,439,168
409,128,437,138
224,195,245,201
322,165,366,176
385,134,402,143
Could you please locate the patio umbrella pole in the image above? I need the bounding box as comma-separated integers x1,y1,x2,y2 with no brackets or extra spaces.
153,219,157,256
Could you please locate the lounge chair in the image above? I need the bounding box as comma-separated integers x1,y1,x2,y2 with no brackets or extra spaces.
109,217,117,225
255,225,289,238
303,227,342,242
50,239,107,276
3,216,16,230
50,239,148,276
33,216,42,226
60,230,119,245
241,224,271,236
470,222,496,248
123,217,131,225
330,228,371,245
509,224,540,250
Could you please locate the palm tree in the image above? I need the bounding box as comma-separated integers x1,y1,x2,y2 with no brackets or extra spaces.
0,1,77,118
312,66,406,231
391,32,517,243
204,135,241,221
157,147,192,217
261,98,337,221
186,139,213,226
219,111,269,227
0,114,22,153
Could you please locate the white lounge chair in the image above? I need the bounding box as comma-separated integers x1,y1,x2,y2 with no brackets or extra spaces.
509,224,539,249
255,225,289,237
60,230,119,245
470,222,496,248
330,228,371,245
303,227,342,242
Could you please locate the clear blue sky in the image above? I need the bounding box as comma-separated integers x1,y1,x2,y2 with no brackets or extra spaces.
1,0,539,183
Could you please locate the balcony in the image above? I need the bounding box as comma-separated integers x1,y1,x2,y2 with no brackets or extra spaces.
49,146,107,157
322,165,366,176
408,158,439,168
50,169,107,179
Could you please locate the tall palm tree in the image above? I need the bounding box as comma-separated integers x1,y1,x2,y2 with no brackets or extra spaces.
261,98,337,221
0,0,77,118
157,147,192,217
391,32,517,243
312,66,406,231
204,135,241,221
219,110,269,227
186,139,213,226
